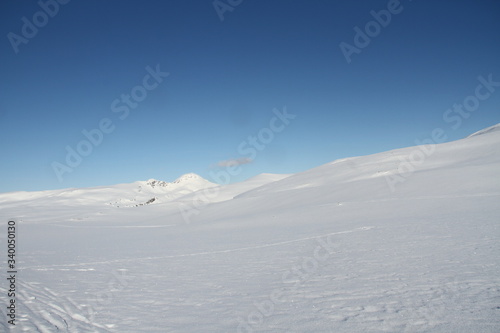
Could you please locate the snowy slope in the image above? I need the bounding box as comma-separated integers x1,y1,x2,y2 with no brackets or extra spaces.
466,123,500,138
176,172,292,204
0,125,499,332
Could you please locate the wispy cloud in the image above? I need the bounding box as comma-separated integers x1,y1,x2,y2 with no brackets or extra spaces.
216,157,253,168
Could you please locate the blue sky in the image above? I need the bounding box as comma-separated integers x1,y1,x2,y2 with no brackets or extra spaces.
1,0,499,192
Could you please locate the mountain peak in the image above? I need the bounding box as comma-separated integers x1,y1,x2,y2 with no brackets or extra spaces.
173,173,203,184
143,173,211,190
145,179,169,188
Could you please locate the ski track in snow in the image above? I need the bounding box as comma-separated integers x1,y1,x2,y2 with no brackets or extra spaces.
2,126,499,332
0,281,112,332
46,224,176,229
23,226,376,271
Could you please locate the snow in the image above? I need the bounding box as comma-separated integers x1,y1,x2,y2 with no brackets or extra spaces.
466,123,500,138
1,124,499,332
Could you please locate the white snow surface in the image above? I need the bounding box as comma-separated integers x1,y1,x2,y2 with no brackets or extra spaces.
1,125,499,332
466,123,500,138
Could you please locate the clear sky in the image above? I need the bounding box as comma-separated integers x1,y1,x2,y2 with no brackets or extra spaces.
1,0,499,192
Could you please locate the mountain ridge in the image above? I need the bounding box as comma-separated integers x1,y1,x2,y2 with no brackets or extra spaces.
1,123,498,208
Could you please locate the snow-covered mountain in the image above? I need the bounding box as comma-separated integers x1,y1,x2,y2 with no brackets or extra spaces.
0,172,217,209
0,124,499,332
